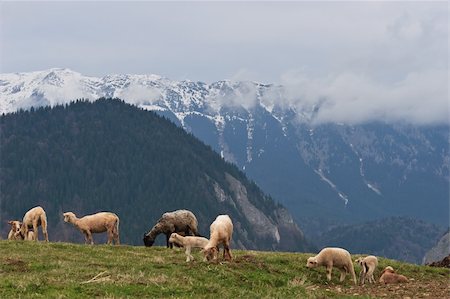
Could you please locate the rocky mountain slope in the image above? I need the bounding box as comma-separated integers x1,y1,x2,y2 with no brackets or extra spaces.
1,68,448,238
423,230,450,265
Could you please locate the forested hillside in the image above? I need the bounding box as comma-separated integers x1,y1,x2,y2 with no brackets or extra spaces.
0,98,312,251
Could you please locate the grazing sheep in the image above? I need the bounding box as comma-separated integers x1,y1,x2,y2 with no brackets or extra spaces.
169,232,209,262
379,266,408,284
16,206,48,242
143,209,199,248
63,211,120,245
355,255,378,285
203,215,233,262
306,247,357,285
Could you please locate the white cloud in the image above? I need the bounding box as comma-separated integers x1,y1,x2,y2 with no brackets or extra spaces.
115,84,161,106
277,69,449,125
1,1,448,125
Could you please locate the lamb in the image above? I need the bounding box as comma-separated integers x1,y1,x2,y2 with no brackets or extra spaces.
63,211,120,245
16,206,48,242
379,266,408,284
355,255,378,285
143,209,199,248
169,232,209,262
306,247,357,285
8,221,23,240
203,215,233,262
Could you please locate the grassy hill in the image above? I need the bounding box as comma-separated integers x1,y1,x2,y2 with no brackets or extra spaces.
1,241,448,298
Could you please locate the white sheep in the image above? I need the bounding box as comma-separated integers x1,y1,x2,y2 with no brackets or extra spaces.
16,206,48,242
169,232,209,262
63,211,120,245
379,266,408,284
355,255,378,285
203,215,233,262
306,247,357,285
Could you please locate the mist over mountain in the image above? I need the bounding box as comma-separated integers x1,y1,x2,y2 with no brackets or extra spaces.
1,69,448,242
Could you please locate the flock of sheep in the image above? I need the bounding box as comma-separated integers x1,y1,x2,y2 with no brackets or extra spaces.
7,206,409,285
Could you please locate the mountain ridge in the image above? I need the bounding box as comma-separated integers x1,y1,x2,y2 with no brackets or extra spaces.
1,68,448,239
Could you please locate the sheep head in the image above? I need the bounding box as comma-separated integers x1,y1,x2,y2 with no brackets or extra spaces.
306,257,318,268
168,233,179,245
143,233,155,247
203,247,219,262
63,212,76,223
381,266,395,275
8,220,22,232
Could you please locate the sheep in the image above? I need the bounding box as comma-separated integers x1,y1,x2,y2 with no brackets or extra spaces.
306,247,357,285
143,209,199,248
7,221,22,240
16,206,48,242
379,266,408,284
63,211,120,245
169,232,209,262
203,215,233,262
355,255,378,285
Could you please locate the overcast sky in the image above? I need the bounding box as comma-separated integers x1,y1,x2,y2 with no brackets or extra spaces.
1,1,448,124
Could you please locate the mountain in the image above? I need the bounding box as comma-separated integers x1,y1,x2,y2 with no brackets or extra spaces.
1,68,448,238
423,230,450,265
316,217,446,264
0,98,312,251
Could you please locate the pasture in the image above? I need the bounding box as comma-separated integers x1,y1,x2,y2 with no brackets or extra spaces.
0,241,448,298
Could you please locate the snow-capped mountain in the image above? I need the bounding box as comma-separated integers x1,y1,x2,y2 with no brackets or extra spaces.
1,68,448,237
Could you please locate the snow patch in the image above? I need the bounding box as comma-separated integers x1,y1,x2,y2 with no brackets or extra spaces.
314,169,349,205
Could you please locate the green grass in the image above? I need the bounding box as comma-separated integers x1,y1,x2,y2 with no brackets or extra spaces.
0,241,448,298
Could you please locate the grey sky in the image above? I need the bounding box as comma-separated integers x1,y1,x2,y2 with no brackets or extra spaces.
1,1,448,124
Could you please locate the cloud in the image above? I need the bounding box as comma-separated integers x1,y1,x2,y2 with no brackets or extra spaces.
115,84,161,106
1,1,448,125
277,69,448,125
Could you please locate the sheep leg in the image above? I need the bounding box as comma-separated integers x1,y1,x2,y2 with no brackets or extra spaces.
339,269,347,282
112,221,120,245
223,243,232,261
32,221,39,241
41,217,49,242
359,269,366,285
366,269,375,284
326,265,333,281
113,230,120,245
83,231,90,244
85,231,94,245
107,229,113,245
351,265,358,285
185,246,193,262
166,234,172,249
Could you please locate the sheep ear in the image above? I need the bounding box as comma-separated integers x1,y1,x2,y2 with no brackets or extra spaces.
8,220,13,225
